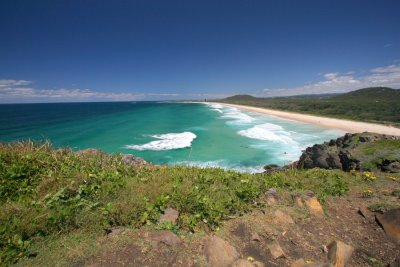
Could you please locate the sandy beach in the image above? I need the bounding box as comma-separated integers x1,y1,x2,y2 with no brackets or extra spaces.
209,102,400,136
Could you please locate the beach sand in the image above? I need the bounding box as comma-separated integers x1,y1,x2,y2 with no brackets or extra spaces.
210,102,400,136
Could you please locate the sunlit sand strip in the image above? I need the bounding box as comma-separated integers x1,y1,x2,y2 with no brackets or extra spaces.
207,102,400,136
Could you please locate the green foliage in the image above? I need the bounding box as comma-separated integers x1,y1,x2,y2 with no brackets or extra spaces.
0,142,354,265
220,87,400,125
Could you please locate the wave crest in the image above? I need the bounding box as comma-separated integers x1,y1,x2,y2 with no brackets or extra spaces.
238,123,297,144
125,132,197,151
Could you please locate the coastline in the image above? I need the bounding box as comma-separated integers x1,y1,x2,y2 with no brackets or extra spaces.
200,102,400,136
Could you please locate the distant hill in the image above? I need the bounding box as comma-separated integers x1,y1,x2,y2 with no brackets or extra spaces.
332,87,400,101
219,87,400,126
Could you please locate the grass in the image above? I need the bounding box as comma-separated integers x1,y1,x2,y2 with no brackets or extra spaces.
0,141,371,266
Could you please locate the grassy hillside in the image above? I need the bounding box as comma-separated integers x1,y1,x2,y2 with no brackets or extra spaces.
220,87,400,125
0,141,363,265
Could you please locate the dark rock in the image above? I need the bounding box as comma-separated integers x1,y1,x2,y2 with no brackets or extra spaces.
359,136,372,142
380,159,400,173
375,208,400,244
338,151,360,171
282,132,399,173
326,153,342,169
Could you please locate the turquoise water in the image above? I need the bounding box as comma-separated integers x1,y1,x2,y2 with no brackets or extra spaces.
0,102,344,172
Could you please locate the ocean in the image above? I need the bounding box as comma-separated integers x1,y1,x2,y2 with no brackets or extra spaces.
0,102,344,172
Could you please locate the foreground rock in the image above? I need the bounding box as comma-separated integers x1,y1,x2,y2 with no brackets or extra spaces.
327,240,354,267
376,208,400,244
205,236,239,267
274,209,295,225
267,241,285,259
305,197,324,217
148,230,182,248
159,208,179,225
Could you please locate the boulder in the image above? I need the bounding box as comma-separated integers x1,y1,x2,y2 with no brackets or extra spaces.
359,136,372,142
338,151,360,171
274,210,295,225
293,195,304,208
327,240,354,267
326,153,342,169
159,208,179,225
204,236,239,267
265,188,279,204
267,241,285,259
148,230,182,248
375,208,400,244
251,232,261,242
305,197,324,217
380,160,400,173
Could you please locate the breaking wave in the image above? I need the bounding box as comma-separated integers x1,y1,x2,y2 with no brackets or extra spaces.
238,123,297,145
125,132,197,151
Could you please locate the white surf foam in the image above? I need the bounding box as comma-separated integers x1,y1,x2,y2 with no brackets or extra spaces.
238,123,297,145
174,160,264,173
205,103,255,124
125,132,197,151
221,108,255,124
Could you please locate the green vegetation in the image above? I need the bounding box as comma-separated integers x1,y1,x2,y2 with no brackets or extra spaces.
220,87,400,126
0,141,360,266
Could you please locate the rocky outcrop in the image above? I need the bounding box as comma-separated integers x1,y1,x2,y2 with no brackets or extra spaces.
379,159,400,173
293,132,400,172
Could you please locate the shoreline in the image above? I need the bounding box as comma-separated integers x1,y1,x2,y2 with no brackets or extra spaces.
199,102,400,136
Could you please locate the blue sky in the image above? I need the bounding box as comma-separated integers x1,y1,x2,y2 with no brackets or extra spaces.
1,0,400,103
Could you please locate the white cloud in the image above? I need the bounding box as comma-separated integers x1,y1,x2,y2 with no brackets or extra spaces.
0,79,33,88
0,80,144,102
261,64,400,97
